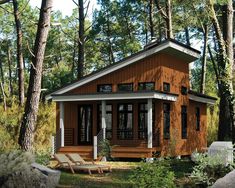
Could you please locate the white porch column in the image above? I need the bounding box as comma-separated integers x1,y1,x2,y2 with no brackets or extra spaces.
59,102,65,147
101,100,106,140
147,99,153,148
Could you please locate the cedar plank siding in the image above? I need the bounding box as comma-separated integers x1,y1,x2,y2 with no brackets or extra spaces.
56,52,208,157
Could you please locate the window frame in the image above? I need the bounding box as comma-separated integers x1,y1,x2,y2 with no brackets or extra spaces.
181,86,188,95
117,83,133,92
97,84,112,93
138,103,155,139
163,103,170,139
181,105,187,139
97,104,113,139
117,103,133,140
163,82,170,92
138,82,155,91
196,107,200,131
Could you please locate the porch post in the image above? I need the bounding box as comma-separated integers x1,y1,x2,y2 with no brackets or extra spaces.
147,98,153,148
101,100,106,140
60,102,65,147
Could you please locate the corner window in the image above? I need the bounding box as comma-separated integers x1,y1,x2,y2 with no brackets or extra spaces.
138,82,155,91
181,86,188,95
118,104,133,139
118,83,133,92
97,105,112,139
97,84,112,92
181,106,187,139
138,103,155,139
163,103,170,139
196,107,200,131
163,82,170,92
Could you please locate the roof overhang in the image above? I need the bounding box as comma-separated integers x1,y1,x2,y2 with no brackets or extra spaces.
46,40,200,100
51,91,178,102
189,94,217,105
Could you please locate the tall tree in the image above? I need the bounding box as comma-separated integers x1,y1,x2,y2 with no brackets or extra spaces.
208,0,234,141
155,0,173,39
13,0,25,106
18,0,53,151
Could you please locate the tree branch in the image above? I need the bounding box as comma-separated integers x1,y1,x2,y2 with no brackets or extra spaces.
154,0,167,19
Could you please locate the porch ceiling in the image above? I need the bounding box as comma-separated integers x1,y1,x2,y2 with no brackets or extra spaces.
51,91,178,102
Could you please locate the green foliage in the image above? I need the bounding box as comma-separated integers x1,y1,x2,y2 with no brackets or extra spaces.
130,160,176,188
98,139,113,160
0,102,56,153
35,150,51,166
0,150,34,177
190,152,234,186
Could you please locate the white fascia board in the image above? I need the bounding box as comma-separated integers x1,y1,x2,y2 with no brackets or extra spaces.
46,41,198,100
189,94,216,105
52,92,178,102
169,42,201,60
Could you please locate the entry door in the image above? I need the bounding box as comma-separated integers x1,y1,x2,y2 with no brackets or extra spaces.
78,105,92,145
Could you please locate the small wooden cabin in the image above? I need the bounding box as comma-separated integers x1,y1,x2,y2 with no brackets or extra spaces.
46,39,216,159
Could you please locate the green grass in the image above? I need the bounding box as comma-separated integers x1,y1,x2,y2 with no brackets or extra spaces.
58,160,195,188
59,169,134,188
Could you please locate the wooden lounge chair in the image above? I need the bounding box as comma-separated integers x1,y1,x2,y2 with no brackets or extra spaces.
54,153,101,175
66,153,112,173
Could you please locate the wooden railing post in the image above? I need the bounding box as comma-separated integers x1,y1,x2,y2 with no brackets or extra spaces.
94,136,97,160
60,102,64,147
101,100,106,140
147,99,153,148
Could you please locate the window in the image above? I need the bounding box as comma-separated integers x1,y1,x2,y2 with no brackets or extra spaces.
196,107,200,131
163,103,170,139
163,82,170,92
138,103,155,139
138,82,155,91
118,83,133,92
118,104,133,139
97,84,112,92
181,86,188,95
181,106,187,139
97,105,112,139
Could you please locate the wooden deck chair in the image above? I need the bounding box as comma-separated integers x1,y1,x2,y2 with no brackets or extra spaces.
54,153,101,175
66,153,112,173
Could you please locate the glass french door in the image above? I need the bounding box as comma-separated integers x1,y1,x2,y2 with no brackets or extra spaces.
78,105,92,145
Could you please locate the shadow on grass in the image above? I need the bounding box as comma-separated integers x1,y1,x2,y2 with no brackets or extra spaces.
59,169,134,188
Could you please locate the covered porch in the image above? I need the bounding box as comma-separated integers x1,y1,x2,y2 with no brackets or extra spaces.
53,91,178,159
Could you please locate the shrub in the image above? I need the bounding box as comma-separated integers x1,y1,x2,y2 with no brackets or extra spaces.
190,152,234,186
130,160,175,188
35,149,51,166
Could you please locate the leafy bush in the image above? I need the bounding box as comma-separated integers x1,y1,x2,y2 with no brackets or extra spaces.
35,149,51,166
0,102,55,153
190,152,234,186
130,160,175,188
98,139,114,160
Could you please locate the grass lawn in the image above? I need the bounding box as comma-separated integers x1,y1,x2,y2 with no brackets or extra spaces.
57,159,195,188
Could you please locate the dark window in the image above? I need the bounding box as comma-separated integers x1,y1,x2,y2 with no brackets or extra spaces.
97,84,112,92
163,82,170,92
118,104,133,139
196,107,200,131
181,106,187,139
138,82,155,91
118,83,133,92
97,105,112,139
138,103,155,139
163,103,170,139
181,86,188,95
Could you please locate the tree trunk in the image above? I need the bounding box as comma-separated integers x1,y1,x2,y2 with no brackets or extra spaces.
13,0,25,106
200,25,208,94
18,0,53,151
208,0,234,141
77,0,85,78
185,27,190,46
149,0,155,39
165,0,173,39
7,43,13,96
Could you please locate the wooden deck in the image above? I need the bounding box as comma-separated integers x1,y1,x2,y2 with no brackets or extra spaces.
57,146,160,160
